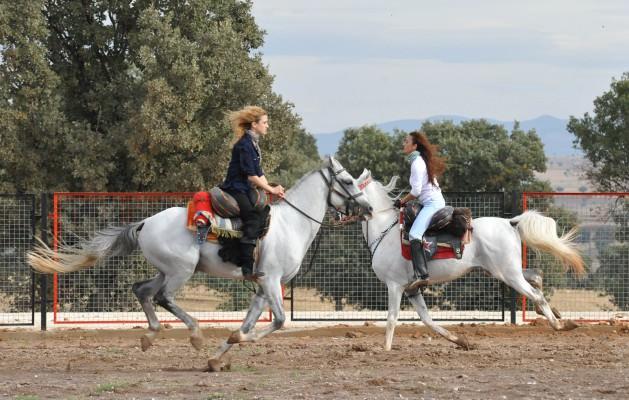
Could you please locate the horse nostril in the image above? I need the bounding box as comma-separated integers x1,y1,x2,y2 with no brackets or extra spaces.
368,206,374,212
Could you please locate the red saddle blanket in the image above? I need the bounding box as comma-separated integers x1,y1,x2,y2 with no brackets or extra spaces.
401,242,458,261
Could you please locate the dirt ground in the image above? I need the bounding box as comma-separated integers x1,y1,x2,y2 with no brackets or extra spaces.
1,322,628,400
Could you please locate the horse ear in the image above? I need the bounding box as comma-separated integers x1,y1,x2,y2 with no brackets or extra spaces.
357,168,370,181
328,156,341,169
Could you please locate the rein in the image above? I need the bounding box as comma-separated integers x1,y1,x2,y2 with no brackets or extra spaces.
281,166,367,227
366,216,398,257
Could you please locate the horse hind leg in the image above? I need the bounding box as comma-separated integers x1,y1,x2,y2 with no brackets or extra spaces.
132,274,166,352
523,268,561,319
154,271,205,350
507,275,577,331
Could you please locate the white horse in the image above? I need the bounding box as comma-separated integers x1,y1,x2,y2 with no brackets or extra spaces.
28,157,373,368
357,169,584,351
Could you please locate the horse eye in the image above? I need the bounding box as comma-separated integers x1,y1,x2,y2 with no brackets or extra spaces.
342,178,353,185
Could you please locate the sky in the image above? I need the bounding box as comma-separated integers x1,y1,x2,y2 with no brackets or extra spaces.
251,0,629,133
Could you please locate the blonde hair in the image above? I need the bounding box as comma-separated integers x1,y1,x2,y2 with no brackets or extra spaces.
228,106,267,140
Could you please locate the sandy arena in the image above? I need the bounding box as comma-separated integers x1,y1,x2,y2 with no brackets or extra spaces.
1,322,628,399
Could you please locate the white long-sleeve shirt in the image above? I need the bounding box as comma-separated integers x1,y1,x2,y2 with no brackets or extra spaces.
409,156,443,204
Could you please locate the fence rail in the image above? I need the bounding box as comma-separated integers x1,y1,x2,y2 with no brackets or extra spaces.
1,191,627,328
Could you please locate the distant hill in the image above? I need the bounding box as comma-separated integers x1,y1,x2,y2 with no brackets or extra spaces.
314,115,581,157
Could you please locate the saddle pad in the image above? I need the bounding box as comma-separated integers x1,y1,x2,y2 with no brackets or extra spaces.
401,242,460,261
186,201,243,241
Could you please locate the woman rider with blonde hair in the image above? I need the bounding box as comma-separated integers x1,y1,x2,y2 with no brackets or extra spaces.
220,106,285,279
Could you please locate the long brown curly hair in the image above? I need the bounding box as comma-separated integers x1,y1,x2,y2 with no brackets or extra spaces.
409,131,446,185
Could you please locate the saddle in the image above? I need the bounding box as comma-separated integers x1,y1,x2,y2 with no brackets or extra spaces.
187,188,272,244
401,202,473,261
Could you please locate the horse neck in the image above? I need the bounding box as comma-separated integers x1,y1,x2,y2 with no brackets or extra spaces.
362,183,398,239
278,170,329,232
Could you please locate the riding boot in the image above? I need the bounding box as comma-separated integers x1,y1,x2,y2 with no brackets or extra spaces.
239,238,264,281
405,239,430,293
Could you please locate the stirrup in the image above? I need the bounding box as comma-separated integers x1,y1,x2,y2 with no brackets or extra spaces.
405,276,431,293
195,221,210,245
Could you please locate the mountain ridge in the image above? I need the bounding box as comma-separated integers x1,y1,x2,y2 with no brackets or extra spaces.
314,115,580,157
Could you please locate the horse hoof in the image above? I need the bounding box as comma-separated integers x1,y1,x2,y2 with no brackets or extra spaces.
562,320,579,331
227,330,242,344
140,335,153,352
206,359,226,372
455,335,470,350
190,334,205,351
551,306,562,319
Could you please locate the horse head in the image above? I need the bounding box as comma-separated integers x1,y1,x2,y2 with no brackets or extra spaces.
321,157,373,220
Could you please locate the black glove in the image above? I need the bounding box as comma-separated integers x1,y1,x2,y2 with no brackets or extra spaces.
393,199,402,208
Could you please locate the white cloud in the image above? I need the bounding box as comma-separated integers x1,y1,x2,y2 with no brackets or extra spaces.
252,0,629,133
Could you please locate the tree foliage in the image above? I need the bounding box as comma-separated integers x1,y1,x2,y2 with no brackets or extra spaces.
568,72,629,191
335,120,551,201
0,0,316,193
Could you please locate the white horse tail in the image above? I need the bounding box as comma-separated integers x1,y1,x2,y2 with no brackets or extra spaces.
510,210,585,276
27,222,144,274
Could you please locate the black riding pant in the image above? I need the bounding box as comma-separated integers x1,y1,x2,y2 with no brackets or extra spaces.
224,189,262,241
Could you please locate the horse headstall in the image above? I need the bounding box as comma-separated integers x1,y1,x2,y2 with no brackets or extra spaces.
319,166,368,220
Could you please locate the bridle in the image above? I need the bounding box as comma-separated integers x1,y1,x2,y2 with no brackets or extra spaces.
282,166,368,226
319,166,367,218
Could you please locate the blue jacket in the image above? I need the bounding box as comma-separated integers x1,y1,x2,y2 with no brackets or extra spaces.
220,133,264,193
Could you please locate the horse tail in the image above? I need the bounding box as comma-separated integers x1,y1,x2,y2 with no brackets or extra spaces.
510,210,585,276
27,222,144,274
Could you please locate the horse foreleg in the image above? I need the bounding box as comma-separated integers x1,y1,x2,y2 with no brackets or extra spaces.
506,275,578,331
210,288,268,363
238,278,285,343
406,292,470,349
132,274,165,351
384,282,403,351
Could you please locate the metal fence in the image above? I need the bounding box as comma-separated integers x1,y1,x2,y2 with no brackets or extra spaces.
52,192,269,324
7,190,626,327
290,192,508,321
523,192,629,321
0,194,35,326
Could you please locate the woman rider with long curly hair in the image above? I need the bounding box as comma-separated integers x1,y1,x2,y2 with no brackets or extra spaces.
396,131,446,290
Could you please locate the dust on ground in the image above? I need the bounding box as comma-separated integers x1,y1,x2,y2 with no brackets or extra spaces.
1,322,628,399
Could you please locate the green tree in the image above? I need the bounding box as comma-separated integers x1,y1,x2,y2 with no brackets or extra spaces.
422,120,549,193
269,128,321,187
0,1,319,313
0,0,108,192
568,72,629,191
1,0,313,193
336,126,404,183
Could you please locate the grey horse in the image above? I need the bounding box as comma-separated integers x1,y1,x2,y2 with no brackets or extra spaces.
357,169,584,351
28,157,373,368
